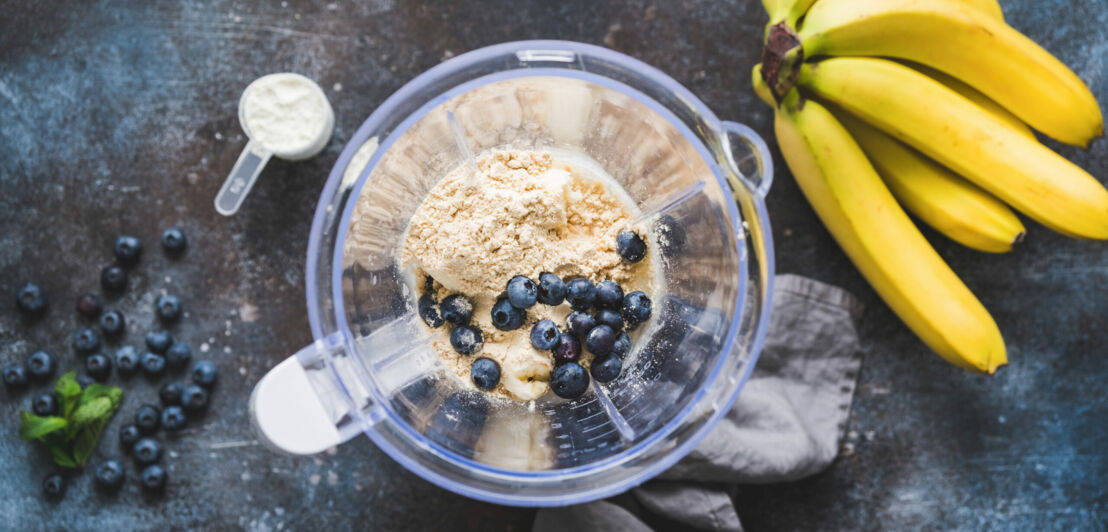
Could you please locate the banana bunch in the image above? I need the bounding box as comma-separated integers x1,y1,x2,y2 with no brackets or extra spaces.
754,0,1107,374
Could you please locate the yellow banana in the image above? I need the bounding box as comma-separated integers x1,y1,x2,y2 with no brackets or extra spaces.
908,63,1033,139
773,90,1005,373
798,0,1103,147
763,0,818,38
752,63,776,106
799,57,1108,240
836,111,1025,253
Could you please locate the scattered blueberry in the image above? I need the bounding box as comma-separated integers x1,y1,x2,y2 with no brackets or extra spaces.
161,227,188,254
141,464,167,491
76,293,104,319
440,294,474,325
470,358,501,391
115,346,140,375
191,360,217,387
536,272,566,306
616,230,647,263
585,325,617,356
417,293,443,328
180,385,209,412
622,291,653,326
552,333,581,364
31,392,58,416
86,353,112,382
166,342,192,368
119,424,141,450
42,473,66,498
551,362,589,399
657,214,687,253
72,327,101,355
133,437,162,465
75,374,95,389
135,405,161,434
612,332,632,359
3,364,28,389
114,235,142,266
141,352,166,377
595,281,624,310
591,355,622,383
100,265,128,292
145,331,173,354
490,297,525,331
565,278,596,311
530,320,560,350
450,325,484,355
506,275,538,309
94,460,125,490
595,309,624,332
99,309,126,337
15,283,47,315
161,406,187,432
566,311,597,339
159,381,184,406
26,351,55,380
155,294,182,322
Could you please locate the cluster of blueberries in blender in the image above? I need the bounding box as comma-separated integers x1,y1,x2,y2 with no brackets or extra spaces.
9,228,220,499
418,229,653,400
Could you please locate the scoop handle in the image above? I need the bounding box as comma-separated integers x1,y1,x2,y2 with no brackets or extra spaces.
215,139,272,216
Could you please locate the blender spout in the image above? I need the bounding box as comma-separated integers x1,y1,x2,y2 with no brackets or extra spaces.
718,121,775,198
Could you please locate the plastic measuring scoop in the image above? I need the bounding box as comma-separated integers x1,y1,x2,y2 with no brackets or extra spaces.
215,73,335,216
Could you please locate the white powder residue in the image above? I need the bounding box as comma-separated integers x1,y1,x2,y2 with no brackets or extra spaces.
242,74,330,154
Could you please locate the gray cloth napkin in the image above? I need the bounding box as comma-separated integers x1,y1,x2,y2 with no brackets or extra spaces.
533,274,864,532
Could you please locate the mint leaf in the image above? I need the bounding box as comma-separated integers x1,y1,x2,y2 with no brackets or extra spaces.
71,397,113,428
54,371,81,419
79,384,122,409
20,374,123,469
47,444,77,469
18,412,67,441
72,425,102,467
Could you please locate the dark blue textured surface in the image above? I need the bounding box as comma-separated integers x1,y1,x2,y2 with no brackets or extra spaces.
1,0,1105,530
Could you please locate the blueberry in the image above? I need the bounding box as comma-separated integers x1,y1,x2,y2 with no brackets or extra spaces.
565,278,596,311
440,294,473,325
76,293,104,319
141,352,166,376
166,342,191,368
86,353,112,381
622,291,653,326
417,293,444,328
133,437,162,465
616,230,647,263
114,235,142,265
530,320,560,350
586,325,617,356
155,294,182,322
159,381,184,406
551,362,589,399
145,330,173,354
552,333,581,364
141,464,167,491
31,392,58,416
72,327,101,355
470,357,501,391
161,227,188,254
42,473,66,498
536,272,566,306
161,406,187,432
115,346,140,375
595,281,624,310
119,424,141,450
181,385,209,412
590,355,622,383
3,364,28,389
75,374,95,389
450,325,484,355
100,265,128,292
191,360,218,387
595,309,624,332
26,351,55,380
15,282,47,315
506,275,538,309
490,297,525,331
99,310,126,337
135,404,161,434
657,214,687,254
566,311,597,339
94,460,125,490
612,332,632,359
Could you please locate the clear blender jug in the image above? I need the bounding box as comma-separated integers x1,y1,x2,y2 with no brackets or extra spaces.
250,41,775,507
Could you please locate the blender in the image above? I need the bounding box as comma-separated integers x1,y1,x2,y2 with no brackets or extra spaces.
249,41,775,506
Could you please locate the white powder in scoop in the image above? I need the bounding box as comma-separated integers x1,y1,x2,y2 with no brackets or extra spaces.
242,74,330,154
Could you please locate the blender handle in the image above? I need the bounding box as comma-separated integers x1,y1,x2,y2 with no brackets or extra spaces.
718,121,775,198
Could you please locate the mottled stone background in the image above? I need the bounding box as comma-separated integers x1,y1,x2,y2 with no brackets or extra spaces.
1,0,1105,530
